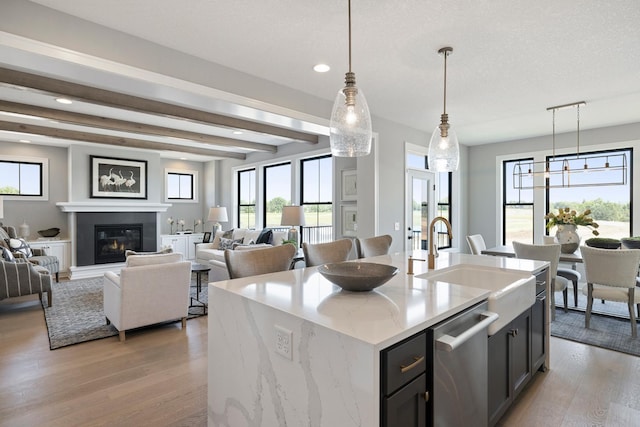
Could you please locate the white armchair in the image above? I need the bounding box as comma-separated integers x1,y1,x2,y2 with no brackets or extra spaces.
103,252,191,341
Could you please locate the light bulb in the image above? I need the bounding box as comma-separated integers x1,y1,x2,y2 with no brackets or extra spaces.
329,84,372,157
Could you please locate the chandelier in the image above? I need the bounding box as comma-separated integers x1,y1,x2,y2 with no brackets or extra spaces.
513,101,627,189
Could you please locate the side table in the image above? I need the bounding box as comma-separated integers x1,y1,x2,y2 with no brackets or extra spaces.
190,263,211,314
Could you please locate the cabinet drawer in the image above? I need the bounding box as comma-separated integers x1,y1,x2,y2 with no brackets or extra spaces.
535,268,548,295
382,331,427,396
382,373,427,427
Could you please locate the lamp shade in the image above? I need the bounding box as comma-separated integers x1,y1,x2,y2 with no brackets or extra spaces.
428,126,459,172
329,84,373,157
280,206,305,227
208,206,228,223
0,196,4,219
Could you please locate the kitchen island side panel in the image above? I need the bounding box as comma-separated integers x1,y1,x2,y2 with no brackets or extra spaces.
208,286,379,427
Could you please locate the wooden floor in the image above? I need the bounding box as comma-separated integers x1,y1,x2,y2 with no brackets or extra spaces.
2,295,639,427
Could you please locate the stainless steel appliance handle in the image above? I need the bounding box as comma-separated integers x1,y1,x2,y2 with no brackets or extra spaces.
435,311,499,352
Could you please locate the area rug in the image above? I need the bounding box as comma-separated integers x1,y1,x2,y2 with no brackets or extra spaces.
550,308,640,357
43,276,208,350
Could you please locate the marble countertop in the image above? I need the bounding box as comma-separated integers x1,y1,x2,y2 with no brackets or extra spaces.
209,250,547,348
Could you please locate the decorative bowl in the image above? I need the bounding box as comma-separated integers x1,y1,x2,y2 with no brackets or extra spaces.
37,227,60,238
585,237,621,249
620,237,640,249
317,262,398,292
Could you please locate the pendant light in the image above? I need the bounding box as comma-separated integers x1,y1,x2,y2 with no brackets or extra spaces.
512,101,627,189
329,0,372,157
428,47,459,172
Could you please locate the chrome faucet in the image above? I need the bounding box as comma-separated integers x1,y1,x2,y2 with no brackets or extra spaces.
428,216,453,269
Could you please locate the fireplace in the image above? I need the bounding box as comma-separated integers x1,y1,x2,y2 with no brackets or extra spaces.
76,212,157,266
94,224,142,264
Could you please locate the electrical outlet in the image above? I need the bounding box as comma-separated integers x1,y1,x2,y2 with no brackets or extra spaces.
394,222,400,231
275,325,292,360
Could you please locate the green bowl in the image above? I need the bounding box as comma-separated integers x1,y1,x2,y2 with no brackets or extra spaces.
585,238,621,249
620,237,640,249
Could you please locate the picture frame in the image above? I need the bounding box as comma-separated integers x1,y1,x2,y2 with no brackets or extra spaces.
202,231,212,243
90,155,147,199
341,169,357,201
341,205,358,237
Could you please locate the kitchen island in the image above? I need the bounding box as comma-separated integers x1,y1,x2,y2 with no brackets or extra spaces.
207,250,549,426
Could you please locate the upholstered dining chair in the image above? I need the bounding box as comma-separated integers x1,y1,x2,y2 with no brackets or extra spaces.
580,245,640,337
355,234,392,259
513,241,569,320
542,235,581,307
466,234,486,255
224,243,296,279
302,238,353,267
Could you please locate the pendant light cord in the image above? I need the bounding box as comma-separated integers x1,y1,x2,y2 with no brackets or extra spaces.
576,104,581,156
443,49,447,115
348,0,352,73
552,108,556,159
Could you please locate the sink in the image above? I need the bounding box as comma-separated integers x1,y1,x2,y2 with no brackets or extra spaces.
416,264,536,335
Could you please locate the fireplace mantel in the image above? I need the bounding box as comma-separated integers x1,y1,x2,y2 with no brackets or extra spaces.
57,202,171,212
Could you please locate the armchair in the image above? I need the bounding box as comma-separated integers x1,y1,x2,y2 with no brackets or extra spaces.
1,226,60,282
0,258,52,306
103,252,191,342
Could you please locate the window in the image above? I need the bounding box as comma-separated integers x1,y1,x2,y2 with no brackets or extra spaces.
436,172,452,248
0,159,43,197
301,155,333,244
503,158,534,244
237,168,256,229
546,148,632,240
263,162,291,228
165,169,197,202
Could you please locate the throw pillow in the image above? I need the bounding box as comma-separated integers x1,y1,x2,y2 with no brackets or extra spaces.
222,229,234,239
5,238,33,258
256,228,273,244
1,246,16,262
219,237,243,250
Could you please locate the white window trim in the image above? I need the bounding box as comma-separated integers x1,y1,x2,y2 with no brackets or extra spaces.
164,168,198,203
0,155,49,201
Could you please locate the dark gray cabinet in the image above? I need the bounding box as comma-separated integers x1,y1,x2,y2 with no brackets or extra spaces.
381,331,429,427
488,268,547,427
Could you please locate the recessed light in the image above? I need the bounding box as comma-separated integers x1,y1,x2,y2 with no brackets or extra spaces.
179,157,187,160
19,139,31,143
55,98,73,105
313,63,331,73
232,130,243,135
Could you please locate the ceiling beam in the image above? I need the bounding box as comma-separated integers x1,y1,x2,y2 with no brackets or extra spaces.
0,67,319,144
0,120,247,160
0,100,277,153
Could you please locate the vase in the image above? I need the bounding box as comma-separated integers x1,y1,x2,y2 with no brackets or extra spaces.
556,224,580,254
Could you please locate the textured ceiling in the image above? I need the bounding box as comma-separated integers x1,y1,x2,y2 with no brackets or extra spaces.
10,0,640,148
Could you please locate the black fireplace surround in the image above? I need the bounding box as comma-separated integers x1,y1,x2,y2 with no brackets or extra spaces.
76,212,157,266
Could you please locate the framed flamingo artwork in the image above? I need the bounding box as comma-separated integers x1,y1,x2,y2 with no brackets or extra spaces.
90,155,147,199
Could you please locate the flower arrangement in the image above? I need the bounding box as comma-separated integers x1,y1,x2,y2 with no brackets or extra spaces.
178,219,185,231
545,207,599,236
167,216,175,234
194,219,202,232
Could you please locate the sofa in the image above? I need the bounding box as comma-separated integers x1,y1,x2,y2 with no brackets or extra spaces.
103,252,191,342
196,228,290,281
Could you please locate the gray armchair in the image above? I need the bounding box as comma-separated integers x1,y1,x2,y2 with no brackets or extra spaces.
2,226,60,282
0,259,52,306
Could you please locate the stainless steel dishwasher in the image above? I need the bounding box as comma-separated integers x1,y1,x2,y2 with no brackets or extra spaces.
429,301,498,427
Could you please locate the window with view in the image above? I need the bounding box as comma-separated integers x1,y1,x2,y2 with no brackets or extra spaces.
301,155,333,244
263,162,291,228
545,148,632,240
0,160,43,196
237,168,256,229
503,158,534,244
166,171,195,200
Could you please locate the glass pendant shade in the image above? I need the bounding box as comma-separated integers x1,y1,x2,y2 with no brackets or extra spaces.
428,125,459,172
330,83,372,157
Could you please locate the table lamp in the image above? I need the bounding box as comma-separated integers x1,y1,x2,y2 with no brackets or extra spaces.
0,196,4,226
208,206,228,234
280,205,305,247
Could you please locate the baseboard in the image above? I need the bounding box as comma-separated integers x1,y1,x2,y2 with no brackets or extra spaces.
69,263,124,280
